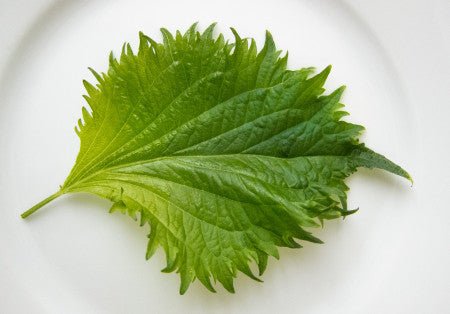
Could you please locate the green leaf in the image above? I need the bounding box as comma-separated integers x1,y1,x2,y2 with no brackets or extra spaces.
22,24,411,294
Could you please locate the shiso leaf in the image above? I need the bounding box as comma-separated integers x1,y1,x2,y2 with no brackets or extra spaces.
22,24,410,294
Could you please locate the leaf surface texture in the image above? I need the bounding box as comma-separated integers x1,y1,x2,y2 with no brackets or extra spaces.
25,24,410,294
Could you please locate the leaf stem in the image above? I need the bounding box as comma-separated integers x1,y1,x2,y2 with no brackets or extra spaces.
21,191,64,219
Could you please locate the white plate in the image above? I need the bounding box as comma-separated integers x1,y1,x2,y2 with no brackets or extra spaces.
1,0,449,313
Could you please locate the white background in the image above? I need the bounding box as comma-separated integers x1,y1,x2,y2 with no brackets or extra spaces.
0,0,449,313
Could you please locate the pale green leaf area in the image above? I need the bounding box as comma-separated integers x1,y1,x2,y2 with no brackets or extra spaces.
22,24,411,294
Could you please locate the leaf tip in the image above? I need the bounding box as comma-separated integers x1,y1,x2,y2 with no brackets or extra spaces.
229,27,238,36
406,172,414,186
264,30,275,49
87,67,102,83
323,64,332,75
342,208,359,219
